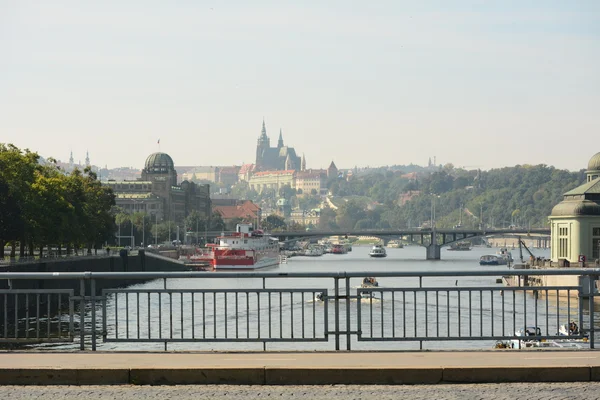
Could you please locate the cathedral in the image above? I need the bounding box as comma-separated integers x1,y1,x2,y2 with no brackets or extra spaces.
255,120,302,171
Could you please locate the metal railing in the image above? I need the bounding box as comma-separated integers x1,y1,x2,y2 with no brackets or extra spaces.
0,270,597,351
0,252,115,266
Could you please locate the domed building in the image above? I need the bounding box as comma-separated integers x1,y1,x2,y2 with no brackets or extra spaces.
106,152,211,230
549,151,600,263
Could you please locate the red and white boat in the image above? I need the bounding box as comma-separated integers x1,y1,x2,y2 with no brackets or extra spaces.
206,224,280,270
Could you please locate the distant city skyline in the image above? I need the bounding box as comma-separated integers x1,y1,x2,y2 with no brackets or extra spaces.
2,1,599,171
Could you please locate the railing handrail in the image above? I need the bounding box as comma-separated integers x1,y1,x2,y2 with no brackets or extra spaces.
0,269,599,280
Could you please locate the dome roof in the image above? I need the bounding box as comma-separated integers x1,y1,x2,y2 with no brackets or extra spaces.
144,152,174,173
588,152,600,171
551,199,600,217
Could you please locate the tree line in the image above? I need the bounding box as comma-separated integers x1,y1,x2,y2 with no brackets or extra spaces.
227,163,584,232
0,144,116,258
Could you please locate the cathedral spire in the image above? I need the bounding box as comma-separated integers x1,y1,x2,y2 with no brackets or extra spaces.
277,129,284,148
261,118,267,137
85,150,90,166
301,153,306,171
69,150,74,166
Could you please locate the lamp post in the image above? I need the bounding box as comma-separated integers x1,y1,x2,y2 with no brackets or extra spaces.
155,212,158,246
141,209,145,248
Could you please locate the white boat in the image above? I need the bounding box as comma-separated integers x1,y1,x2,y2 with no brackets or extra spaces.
369,245,387,258
207,224,280,270
303,246,324,257
494,323,589,349
497,247,513,263
386,240,404,248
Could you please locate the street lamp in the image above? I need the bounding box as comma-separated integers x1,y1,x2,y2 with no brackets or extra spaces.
430,194,440,229
154,211,158,246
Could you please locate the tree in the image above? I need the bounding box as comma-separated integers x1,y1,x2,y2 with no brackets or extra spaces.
262,214,287,231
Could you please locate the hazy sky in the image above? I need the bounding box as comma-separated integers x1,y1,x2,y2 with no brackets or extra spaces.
1,1,599,171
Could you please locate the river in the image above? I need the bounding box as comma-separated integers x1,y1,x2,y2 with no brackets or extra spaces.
40,244,594,352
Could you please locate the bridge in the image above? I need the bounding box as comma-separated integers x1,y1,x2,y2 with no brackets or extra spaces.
269,228,551,260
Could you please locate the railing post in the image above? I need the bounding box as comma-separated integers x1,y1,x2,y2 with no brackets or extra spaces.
334,277,340,351
345,275,351,350
79,278,85,350
589,273,595,349
91,278,97,351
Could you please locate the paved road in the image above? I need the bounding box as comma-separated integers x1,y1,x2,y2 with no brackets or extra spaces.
2,383,600,400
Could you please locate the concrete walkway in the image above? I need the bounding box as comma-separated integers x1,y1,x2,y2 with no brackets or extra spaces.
1,351,600,385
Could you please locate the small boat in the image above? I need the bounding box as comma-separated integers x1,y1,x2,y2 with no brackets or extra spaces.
447,241,471,251
479,254,505,266
497,247,513,263
361,277,379,288
369,244,387,258
302,246,324,257
493,324,589,349
386,240,404,248
331,244,348,254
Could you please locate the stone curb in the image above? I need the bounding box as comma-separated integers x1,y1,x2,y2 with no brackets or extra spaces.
0,366,597,385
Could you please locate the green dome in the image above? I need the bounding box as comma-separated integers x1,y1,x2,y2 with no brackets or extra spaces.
551,199,600,217
588,152,600,172
144,152,174,173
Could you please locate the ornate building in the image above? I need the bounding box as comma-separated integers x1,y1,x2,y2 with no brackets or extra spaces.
106,152,211,222
549,152,600,263
255,120,301,171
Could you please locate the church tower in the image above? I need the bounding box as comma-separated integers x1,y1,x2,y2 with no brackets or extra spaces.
69,151,74,168
256,119,270,169
85,150,90,167
277,129,284,148
301,153,306,171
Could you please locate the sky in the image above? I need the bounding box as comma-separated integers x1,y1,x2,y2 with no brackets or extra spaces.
1,1,599,171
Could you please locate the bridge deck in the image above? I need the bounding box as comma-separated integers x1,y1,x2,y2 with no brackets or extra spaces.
0,351,598,385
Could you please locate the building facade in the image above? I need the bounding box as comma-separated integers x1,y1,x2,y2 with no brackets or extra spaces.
106,152,211,222
549,152,600,263
248,170,296,193
295,169,327,196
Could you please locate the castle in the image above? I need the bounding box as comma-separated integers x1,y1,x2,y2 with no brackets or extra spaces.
255,120,302,171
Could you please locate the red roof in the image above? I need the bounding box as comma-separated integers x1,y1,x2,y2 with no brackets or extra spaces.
239,164,255,174
213,200,260,220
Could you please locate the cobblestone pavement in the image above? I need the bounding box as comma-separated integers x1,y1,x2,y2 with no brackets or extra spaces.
2,383,600,400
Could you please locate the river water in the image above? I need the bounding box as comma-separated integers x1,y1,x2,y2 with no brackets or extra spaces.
94,244,593,352
41,244,596,352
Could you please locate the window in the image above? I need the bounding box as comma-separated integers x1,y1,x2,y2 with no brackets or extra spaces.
593,227,600,260
558,225,569,259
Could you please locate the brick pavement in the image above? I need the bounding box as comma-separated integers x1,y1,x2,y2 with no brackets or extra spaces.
2,383,600,400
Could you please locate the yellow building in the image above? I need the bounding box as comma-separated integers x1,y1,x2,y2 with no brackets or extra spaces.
248,170,296,193
549,152,600,263
295,169,326,196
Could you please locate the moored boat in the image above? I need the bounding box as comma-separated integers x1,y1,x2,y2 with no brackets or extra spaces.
331,244,348,254
208,224,280,270
479,254,505,266
386,240,404,248
447,241,471,251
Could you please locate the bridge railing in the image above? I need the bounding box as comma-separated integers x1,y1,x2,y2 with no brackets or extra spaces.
0,270,596,351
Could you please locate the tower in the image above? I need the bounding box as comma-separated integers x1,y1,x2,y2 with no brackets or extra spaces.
85,150,90,166
69,151,74,167
301,153,306,171
256,119,270,169
277,129,284,148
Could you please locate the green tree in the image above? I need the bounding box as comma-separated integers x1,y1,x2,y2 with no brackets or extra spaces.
262,214,287,231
